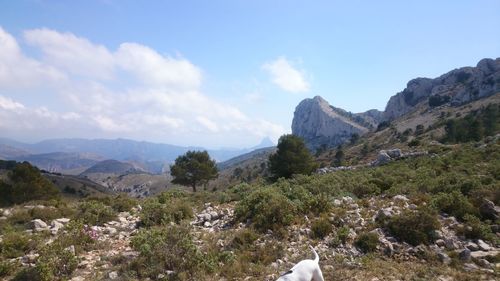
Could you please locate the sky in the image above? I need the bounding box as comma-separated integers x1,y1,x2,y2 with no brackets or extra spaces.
0,0,499,148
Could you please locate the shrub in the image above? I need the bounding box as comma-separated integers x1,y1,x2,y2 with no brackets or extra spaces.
139,197,193,227
311,216,333,239
0,231,37,258
76,201,116,226
34,242,78,281
459,214,499,244
336,226,350,244
230,229,259,250
234,187,296,232
431,191,478,220
386,207,440,246
14,222,93,281
355,232,379,253
0,260,15,278
130,225,212,279
29,206,74,222
109,195,137,212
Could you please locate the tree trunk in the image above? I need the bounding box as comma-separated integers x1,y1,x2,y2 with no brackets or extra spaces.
192,183,197,192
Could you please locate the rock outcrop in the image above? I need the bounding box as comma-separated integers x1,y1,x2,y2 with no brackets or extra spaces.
292,58,500,150
384,58,500,120
291,96,382,150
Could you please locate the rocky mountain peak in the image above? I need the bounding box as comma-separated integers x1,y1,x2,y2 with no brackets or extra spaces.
384,57,500,120
292,96,382,150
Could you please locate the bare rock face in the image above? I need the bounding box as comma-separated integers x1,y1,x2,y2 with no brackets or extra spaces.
292,96,382,150
384,58,500,120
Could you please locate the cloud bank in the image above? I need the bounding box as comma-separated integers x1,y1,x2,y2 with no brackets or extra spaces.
0,27,286,147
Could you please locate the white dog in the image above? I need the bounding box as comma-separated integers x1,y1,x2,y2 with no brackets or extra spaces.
276,246,324,281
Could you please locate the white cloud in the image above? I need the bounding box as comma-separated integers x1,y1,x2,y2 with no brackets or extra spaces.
0,27,64,89
24,28,115,79
115,43,202,89
262,56,310,93
0,27,286,147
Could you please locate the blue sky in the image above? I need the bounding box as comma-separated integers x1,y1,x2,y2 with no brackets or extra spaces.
0,0,499,148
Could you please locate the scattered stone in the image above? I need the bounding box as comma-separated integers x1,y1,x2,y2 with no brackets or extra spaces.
435,239,445,247
463,263,479,271
109,271,118,279
459,248,471,262
465,242,479,251
386,149,402,159
476,259,493,269
437,252,451,265
30,219,48,231
476,239,491,251
2,209,11,217
55,218,70,224
479,199,500,220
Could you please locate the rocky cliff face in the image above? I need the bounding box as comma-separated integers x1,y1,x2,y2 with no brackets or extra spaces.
384,58,500,120
292,58,500,150
291,96,382,150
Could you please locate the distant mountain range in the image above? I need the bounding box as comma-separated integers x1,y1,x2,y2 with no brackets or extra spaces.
0,137,275,174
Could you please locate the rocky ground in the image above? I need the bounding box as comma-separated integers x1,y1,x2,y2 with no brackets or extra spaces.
1,194,499,280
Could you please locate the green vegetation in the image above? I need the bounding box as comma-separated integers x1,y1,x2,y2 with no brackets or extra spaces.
311,216,333,239
170,150,218,192
128,225,217,280
0,161,59,207
355,232,379,253
443,104,499,143
385,207,440,246
234,186,296,232
76,200,117,226
139,196,193,227
268,134,317,180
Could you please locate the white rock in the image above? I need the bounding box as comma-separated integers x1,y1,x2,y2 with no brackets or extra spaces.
109,271,118,279
476,239,491,251
30,219,48,231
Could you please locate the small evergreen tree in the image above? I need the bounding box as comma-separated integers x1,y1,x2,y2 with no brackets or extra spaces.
170,151,218,192
268,134,317,180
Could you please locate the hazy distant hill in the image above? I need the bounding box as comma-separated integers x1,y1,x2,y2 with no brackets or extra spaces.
0,138,272,168
12,152,104,174
80,159,144,176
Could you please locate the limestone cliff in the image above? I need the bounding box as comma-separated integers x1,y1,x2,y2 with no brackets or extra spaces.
384,58,500,120
291,96,382,150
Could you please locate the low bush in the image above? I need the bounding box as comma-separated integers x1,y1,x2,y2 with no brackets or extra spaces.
0,260,15,278
76,200,116,226
129,225,213,280
234,187,296,232
355,232,379,253
0,231,37,258
139,197,193,227
230,228,259,250
431,191,478,220
459,214,499,244
385,207,440,246
311,216,332,239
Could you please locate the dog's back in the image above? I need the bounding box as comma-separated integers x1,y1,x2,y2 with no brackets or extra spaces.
276,246,324,281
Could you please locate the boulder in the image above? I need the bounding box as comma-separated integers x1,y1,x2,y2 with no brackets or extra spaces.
476,239,491,251
109,271,118,280
479,199,500,220
29,219,48,231
386,149,402,159
374,151,392,166
459,248,471,262
437,252,451,265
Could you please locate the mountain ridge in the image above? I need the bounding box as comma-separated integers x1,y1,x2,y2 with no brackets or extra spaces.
293,57,500,150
